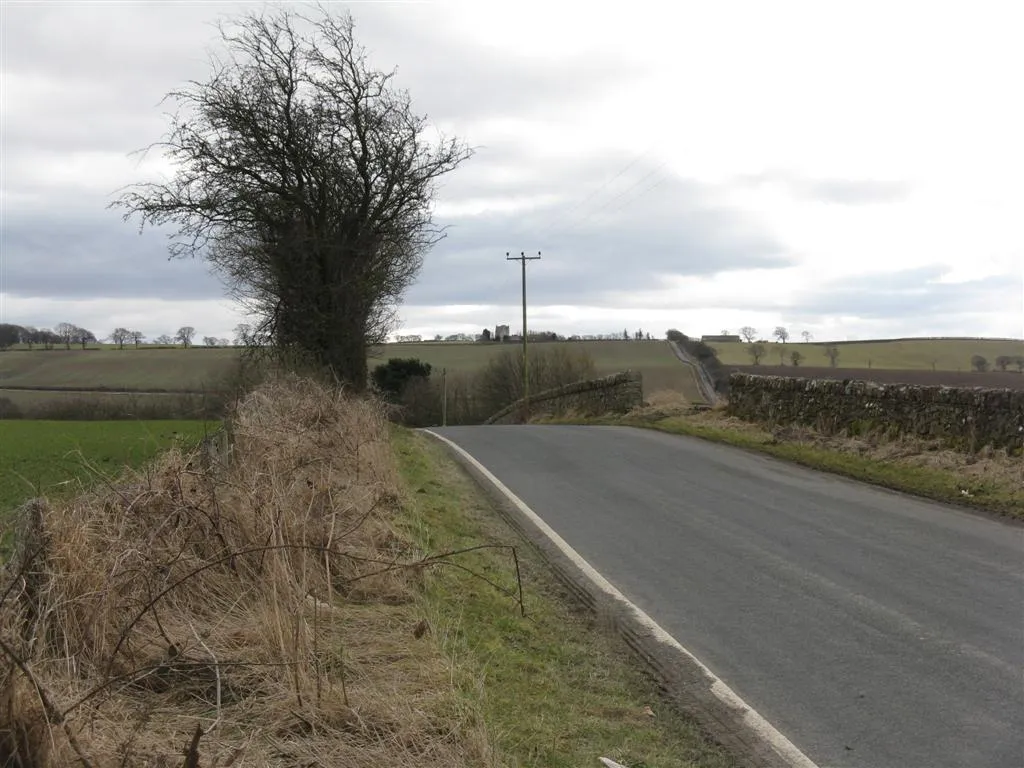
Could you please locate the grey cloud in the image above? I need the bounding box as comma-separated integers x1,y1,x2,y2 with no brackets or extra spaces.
408,163,792,306
783,266,1021,320
737,170,909,205
1,212,226,301
4,2,639,162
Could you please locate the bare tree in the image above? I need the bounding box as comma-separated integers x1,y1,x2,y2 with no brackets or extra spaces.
112,6,472,391
0,324,21,350
773,326,789,343
233,323,253,346
790,350,803,367
175,326,196,348
740,326,757,343
37,328,58,350
970,354,988,372
55,322,77,350
824,345,840,367
71,326,96,349
748,342,766,365
202,336,220,347
19,326,38,349
155,334,175,345
130,330,146,348
110,327,132,350
801,330,812,343
994,355,1011,372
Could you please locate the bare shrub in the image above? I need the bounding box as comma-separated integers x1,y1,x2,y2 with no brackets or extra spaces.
475,346,596,418
0,374,490,766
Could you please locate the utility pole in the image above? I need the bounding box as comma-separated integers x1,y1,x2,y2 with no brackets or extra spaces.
507,250,541,421
441,367,447,427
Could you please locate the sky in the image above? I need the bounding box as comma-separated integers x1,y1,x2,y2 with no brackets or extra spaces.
2,0,1022,344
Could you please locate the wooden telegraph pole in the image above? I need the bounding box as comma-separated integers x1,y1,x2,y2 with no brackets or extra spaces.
506,251,541,421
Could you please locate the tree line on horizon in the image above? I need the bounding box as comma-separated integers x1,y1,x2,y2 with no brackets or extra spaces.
0,323,259,351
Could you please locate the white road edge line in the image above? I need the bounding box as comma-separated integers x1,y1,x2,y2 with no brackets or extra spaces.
422,428,821,768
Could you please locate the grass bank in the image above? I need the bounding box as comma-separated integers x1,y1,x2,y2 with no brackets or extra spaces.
392,427,737,768
537,396,1024,520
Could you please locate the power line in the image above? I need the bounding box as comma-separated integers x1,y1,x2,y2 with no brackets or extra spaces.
535,140,663,241
555,160,671,237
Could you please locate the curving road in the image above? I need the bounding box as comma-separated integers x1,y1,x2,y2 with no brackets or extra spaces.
431,425,1024,768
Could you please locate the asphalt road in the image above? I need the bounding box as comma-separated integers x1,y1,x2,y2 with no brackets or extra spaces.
432,425,1024,768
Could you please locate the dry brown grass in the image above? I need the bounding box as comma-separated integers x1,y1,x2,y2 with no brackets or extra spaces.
0,374,492,767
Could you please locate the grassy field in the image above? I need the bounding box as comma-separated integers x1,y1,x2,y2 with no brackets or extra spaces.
394,428,737,767
0,347,241,390
710,338,1024,370
0,341,705,400
0,420,219,514
4,337,1022,404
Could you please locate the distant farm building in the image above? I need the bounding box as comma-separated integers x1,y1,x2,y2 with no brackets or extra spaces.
494,324,510,341
395,334,422,343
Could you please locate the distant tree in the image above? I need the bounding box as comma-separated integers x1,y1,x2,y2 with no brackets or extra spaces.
666,329,687,342
371,357,432,400
233,323,253,346
480,328,492,342
19,326,37,349
71,326,96,349
0,324,22,350
110,327,132,350
1015,356,1024,373
623,328,630,340
824,345,840,367
202,336,219,347
740,326,757,343
748,342,766,365
55,322,78,350
38,328,57,350
801,330,812,343
970,354,988,372
175,326,196,348
645,332,652,340
155,334,175,346
720,329,730,336
130,330,146,348
994,355,1011,372
790,350,803,367
219,337,231,347
772,326,789,343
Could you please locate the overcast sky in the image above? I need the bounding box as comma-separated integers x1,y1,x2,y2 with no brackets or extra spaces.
3,0,1022,343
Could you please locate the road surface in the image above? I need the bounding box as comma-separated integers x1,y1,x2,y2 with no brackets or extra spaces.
431,425,1023,768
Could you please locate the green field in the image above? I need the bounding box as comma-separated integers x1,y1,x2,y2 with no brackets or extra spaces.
709,338,1024,370
0,341,703,399
3,338,1022,402
0,420,219,514
0,347,241,390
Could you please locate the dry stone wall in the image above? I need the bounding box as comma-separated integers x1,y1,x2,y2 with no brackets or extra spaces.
726,372,1024,452
485,371,643,425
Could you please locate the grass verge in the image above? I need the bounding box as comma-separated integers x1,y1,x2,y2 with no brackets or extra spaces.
536,402,1024,519
392,427,738,768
